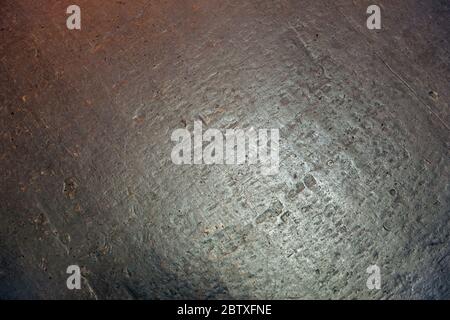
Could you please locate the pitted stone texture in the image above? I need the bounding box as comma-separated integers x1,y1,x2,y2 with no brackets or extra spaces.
0,0,449,299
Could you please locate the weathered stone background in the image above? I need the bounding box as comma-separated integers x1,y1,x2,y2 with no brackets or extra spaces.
0,0,449,299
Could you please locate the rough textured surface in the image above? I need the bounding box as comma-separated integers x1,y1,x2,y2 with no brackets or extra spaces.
0,0,449,299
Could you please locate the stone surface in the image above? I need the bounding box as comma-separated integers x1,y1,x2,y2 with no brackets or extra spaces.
0,0,449,299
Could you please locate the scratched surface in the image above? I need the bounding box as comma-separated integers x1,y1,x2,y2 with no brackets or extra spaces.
0,0,449,299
